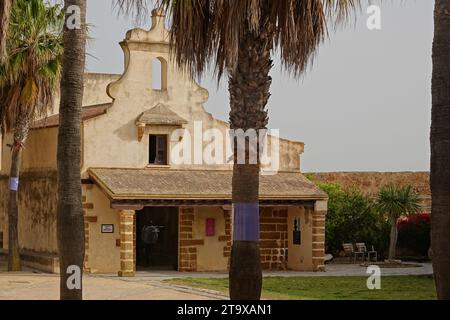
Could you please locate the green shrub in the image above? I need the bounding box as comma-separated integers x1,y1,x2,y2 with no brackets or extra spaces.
316,183,390,258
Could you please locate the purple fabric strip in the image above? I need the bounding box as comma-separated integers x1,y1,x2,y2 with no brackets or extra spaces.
233,203,260,241
9,177,19,191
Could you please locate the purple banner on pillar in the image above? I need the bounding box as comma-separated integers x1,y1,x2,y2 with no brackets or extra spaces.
233,203,260,241
9,177,19,191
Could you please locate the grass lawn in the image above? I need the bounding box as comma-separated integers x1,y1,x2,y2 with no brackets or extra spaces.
166,276,436,300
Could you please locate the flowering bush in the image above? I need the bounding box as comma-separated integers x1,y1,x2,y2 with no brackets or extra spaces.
397,213,431,259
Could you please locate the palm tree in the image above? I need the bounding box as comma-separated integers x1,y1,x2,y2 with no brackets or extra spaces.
116,0,358,300
57,0,87,300
376,185,421,261
431,0,450,300
0,0,13,60
0,0,63,272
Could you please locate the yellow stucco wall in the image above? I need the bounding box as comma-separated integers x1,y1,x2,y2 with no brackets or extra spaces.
0,72,119,256
1,128,57,175
0,171,58,254
192,207,228,272
83,184,121,274
80,10,305,176
0,11,319,275
47,73,120,117
287,206,314,271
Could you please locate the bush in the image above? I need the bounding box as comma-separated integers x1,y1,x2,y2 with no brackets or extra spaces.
317,183,390,258
397,213,431,258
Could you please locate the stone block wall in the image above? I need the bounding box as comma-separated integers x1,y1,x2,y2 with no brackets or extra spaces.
311,206,326,272
309,172,431,211
178,207,290,272
0,171,58,254
82,183,94,273
119,210,135,277
219,209,232,268
260,207,288,271
178,208,202,272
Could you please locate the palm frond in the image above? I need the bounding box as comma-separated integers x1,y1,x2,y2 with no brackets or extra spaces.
0,0,63,134
113,0,152,23
113,1,359,79
161,0,360,78
376,184,421,219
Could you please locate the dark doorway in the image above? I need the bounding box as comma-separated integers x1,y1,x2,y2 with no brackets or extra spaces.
136,207,179,271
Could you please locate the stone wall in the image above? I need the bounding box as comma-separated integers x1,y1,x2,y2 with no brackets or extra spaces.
220,209,232,268
260,207,288,270
312,204,326,272
178,208,201,272
178,207,291,272
0,171,58,254
309,172,431,211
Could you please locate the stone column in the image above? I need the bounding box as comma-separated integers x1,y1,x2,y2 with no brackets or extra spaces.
312,200,327,272
179,208,202,272
118,210,135,277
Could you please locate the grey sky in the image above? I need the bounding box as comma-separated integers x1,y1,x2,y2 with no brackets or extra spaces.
86,0,434,173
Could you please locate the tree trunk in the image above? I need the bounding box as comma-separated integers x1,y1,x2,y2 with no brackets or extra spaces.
228,28,272,300
388,216,398,261
0,0,12,60
431,0,450,300
57,0,86,300
7,114,29,271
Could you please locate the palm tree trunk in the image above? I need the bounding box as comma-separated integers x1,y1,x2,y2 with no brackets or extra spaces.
388,216,398,261
57,0,86,300
228,28,272,300
0,0,12,60
431,0,450,300
7,114,29,271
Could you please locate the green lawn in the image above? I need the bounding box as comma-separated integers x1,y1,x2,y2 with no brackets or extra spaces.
166,276,437,300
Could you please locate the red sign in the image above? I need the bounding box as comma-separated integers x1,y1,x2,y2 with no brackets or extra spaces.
206,218,215,236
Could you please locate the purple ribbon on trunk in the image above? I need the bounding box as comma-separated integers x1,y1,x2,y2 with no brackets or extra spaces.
9,177,19,191
233,203,260,241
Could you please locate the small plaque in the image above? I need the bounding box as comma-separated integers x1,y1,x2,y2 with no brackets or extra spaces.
101,224,114,234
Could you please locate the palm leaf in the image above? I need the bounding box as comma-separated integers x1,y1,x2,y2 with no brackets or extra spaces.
114,0,359,79
0,0,63,134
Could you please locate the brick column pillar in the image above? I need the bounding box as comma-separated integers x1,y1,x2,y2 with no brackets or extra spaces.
221,207,232,269
118,210,135,277
312,200,327,272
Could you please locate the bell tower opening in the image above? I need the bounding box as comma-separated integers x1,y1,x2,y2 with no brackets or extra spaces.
152,57,168,91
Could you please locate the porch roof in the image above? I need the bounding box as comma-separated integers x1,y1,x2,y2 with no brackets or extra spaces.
31,103,112,129
136,103,188,127
88,168,328,205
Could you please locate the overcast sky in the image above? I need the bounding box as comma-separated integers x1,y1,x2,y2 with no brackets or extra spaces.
85,0,434,173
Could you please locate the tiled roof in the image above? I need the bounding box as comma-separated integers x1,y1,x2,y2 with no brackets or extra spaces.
31,103,111,129
88,168,328,201
136,103,188,126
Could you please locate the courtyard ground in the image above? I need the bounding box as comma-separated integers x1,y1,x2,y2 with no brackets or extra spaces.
0,257,435,300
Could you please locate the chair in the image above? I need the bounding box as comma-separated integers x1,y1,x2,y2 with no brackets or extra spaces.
367,245,378,262
355,243,368,262
342,243,356,263
355,243,378,262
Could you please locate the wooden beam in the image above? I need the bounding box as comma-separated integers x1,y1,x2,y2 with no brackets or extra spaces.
110,199,315,208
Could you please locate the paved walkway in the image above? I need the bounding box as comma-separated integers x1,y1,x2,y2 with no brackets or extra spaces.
0,272,225,300
126,262,433,280
0,259,433,300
